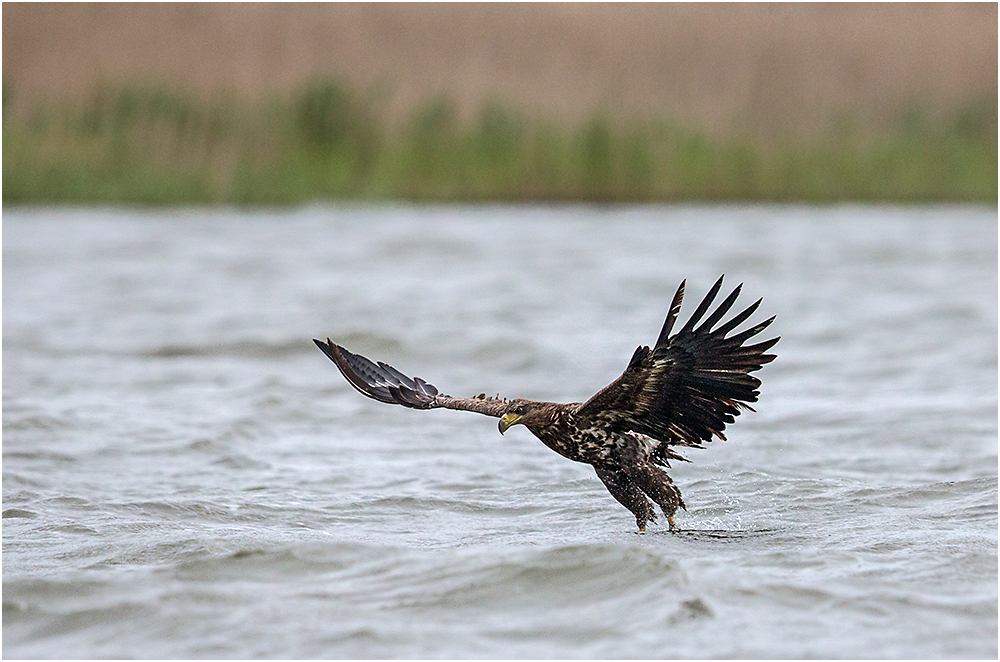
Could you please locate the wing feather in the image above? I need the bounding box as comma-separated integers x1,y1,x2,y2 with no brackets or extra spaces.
654,280,686,347
313,339,508,417
677,275,724,335
576,277,778,453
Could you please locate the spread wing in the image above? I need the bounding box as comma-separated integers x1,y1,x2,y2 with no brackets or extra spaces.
314,339,509,417
576,276,778,450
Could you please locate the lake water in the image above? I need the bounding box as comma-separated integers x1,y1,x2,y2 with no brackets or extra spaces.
3,205,997,659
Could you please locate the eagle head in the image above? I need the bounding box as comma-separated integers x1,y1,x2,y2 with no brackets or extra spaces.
498,399,535,435
498,398,553,434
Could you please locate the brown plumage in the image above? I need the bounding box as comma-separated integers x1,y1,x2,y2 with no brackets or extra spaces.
315,276,778,531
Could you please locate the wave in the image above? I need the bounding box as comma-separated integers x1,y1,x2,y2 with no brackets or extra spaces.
141,338,314,359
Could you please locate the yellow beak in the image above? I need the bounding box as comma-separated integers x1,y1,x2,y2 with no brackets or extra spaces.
498,413,521,435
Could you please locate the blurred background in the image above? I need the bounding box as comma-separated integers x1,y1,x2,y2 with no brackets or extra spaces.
3,3,997,203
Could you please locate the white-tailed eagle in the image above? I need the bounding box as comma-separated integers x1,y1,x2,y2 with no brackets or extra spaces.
315,276,777,531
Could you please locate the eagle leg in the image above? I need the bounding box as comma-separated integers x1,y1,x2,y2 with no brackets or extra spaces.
617,438,686,532
594,465,657,532
628,464,685,531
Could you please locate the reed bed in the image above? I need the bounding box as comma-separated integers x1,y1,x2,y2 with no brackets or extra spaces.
4,81,995,204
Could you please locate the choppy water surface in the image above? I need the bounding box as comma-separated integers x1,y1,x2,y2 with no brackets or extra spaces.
3,205,997,659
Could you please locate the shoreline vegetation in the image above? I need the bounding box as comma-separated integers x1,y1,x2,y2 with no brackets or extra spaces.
4,81,996,205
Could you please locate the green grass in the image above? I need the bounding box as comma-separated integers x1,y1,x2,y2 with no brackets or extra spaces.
3,80,996,204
